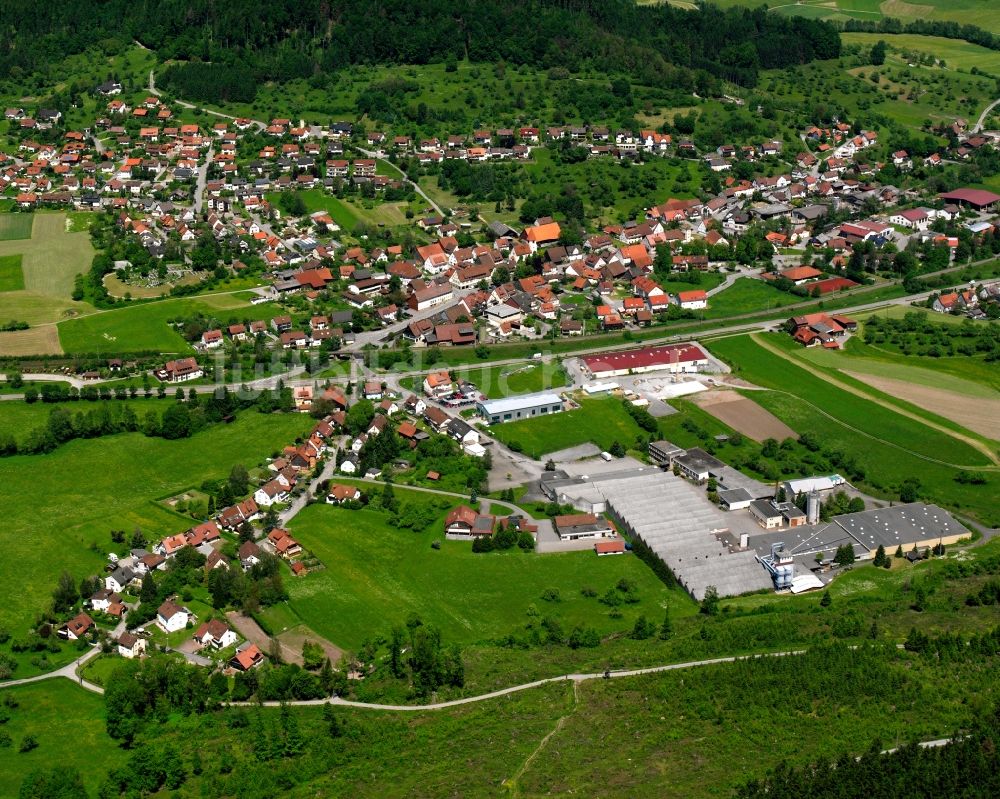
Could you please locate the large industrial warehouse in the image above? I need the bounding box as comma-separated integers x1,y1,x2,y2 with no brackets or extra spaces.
598,470,773,600
580,343,710,378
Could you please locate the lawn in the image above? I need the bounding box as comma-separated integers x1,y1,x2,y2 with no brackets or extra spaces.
708,333,1000,525
0,213,34,241
453,361,569,399
0,680,128,798
0,253,24,292
266,189,414,232
0,407,313,635
488,396,645,457
265,496,679,651
58,293,276,354
704,278,804,319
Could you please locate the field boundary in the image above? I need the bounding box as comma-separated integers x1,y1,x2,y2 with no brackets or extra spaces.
749,334,1000,469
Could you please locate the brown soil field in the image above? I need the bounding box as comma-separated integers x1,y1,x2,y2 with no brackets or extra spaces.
846,371,1000,441
0,325,61,355
226,611,344,665
277,624,344,665
695,390,798,441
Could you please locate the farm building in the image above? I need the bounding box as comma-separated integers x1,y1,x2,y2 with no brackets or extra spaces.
580,343,710,378
477,391,564,424
938,188,1000,211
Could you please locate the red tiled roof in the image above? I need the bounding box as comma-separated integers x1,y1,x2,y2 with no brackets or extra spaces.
582,344,707,374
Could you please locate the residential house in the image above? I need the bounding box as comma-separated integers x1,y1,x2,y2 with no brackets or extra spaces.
193,619,238,650
230,643,265,671
327,484,362,504
59,612,95,640
117,631,147,659
156,600,189,633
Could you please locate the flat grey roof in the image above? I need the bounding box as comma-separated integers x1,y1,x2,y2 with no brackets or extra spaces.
833,503,964,550
750,499,780,518
675,447,724,474
478,391,563,415
599,471,772,600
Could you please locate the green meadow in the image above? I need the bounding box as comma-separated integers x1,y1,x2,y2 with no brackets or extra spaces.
266,189,416,231
58,293,280,354
488,396,646,457
704,278,802,319
0,406,313,634
0,214,34,241
0,680,128,798
709,333,1000,524
265,494,680,651
0,214,96,345
452,361,570,398
0,254,25,292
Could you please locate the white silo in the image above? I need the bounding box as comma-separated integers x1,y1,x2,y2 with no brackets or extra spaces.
806,492,821,525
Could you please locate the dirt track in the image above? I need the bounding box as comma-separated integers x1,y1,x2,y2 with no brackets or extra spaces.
846,372,1000,441
694,390,797,442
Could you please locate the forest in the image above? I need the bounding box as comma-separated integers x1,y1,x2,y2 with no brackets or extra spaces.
0,1,840,103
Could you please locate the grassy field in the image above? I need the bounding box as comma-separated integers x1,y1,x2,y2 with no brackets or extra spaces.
452,361,570,399
263,495,682,651
0,214,97,350
266,189,416,231
0,253,24,292
0,680,128,798
0,399,177,447
704,278,802,319
0,407,313,634
799,335,1000,396
0,214,34,241
842,32,1000,73
709,333,1000,524
709,0,1000,33
488,396,645,457
517,645,1000,798
57,293,277,354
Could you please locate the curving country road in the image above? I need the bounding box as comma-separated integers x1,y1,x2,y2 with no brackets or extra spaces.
0,644,106,694
973,96,1000,134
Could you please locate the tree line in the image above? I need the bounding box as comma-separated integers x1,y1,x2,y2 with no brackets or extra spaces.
739,701,1000,799
1,1,840,108
842,16,1000,55
0,387,292,457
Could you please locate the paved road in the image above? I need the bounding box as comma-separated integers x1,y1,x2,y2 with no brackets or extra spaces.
0,644,105,694
194,144,213,214
279,455,341,527
355,145,444,217
972,96,1000,134
149,70,264,131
